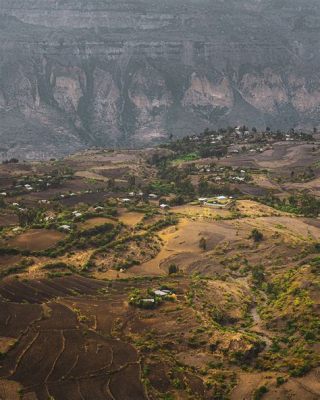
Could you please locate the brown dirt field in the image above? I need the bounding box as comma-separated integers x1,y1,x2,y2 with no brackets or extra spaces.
231,371,320,400
78,217,115,229
283,176,320,195
52,330,114,378
236,200,286,217
77,377,114,400
0,276,144,400
0,276,107,303
254,143,318,169
0,379,22,400
59,191,113,206
0,302,42,337
0,254,22,268
251,174,283,191
173,204,233,220
74,170,108,181
147,362,171,393
62,297,128,334
109,363,147,400
118,210,144,226
57,249,94,271
218,142,320,172
247,216,320,242
129,218,237,276
93,165,130,179
7,229,65,251
46,381,84,400
0,214,19,227
11,330,64,387
129,212,319,277
230,372,278,400
235,183,270,196
0,280,50,303
92,236,161,278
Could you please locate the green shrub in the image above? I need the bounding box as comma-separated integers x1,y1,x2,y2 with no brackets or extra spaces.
253,385,268,400
168,264,179,275
250,229,263,242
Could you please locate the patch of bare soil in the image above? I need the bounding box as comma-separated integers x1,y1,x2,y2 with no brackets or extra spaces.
118,210,144,226
78,217,115,229
0,214,19,227
7,229,66,251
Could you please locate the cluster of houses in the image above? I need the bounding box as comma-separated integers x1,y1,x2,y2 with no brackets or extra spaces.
130,287,176,309
193,165,250,184
121,192,170,210
198,195,234,209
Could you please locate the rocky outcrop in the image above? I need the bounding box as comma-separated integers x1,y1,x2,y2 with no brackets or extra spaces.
0,0,320,159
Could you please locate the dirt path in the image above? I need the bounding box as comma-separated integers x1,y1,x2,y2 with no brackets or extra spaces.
249,305,273,349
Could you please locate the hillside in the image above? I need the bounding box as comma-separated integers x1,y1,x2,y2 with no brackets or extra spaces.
1,0,320,158
1,134,320,398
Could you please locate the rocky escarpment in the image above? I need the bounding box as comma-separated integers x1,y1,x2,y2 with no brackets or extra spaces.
0,0,320,159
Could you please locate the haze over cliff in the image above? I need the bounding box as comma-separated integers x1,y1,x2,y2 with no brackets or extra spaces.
1,0,320,159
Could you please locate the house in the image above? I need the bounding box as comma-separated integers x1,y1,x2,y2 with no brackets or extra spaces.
160,204,170,210
154,289,172,297
0,192,7,196
94,206,104,211
141,298,155,304
59,225,71,231
122,198,131,203
148,194,158,199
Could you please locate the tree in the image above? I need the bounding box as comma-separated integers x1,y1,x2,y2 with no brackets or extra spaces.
107,178,115,190
252,265,265,287
250,229,263,242
18,209,42,227
199,237,207,250
168,264,179,275
127,175,136,189
198,177,209,196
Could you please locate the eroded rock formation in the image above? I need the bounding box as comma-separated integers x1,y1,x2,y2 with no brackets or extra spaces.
0,0,320,158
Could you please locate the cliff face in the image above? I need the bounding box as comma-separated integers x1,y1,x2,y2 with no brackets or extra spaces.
0,0,320,159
